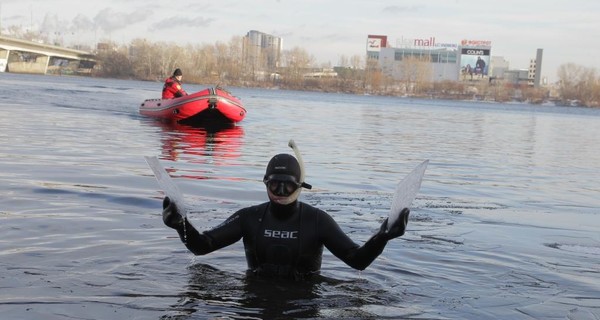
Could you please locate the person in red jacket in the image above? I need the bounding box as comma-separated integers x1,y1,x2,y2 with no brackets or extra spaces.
162,68,188,99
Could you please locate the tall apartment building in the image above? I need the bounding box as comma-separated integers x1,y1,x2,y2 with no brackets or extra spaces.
243,30,282,71
528,48,543,87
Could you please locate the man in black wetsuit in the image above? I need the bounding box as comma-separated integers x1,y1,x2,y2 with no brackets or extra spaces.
162,153,410,279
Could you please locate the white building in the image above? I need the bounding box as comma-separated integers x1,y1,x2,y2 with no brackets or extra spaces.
377,47,460,82
490,56,509,78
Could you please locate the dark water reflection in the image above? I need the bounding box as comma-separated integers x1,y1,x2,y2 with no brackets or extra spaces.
165,264,323,319
1,73,600,319
164,264,409,320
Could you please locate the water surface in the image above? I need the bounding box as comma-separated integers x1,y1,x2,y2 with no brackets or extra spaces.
1,73,599,319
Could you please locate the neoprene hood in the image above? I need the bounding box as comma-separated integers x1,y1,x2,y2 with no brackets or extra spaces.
264,154,301,183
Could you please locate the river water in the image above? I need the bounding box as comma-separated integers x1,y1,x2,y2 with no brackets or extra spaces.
1,73,599,319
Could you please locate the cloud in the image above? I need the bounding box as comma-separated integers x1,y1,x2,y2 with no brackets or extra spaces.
149,16,215,31
4,14,27,23
93,7,153,33
71,14,96,31
40,13,69,31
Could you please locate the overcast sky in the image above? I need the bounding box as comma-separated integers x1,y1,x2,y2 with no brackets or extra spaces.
1,0,598,83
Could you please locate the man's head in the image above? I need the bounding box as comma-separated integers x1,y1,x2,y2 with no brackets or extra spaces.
263,154,305,205
173,68,183,79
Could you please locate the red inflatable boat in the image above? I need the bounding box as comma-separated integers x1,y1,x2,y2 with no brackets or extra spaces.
140,87,246,125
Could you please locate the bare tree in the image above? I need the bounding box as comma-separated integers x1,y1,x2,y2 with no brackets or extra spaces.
129,39,153,80
94,43,133,79
362,58,381,93
224,36,244,85
350,55,363,70
189,43,219,84
397,55,432,95
557,63,600,106
338,55,349,68
280,47,315,88
155,42,186,81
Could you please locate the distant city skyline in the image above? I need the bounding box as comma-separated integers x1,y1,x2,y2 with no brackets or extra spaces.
1,0,599,83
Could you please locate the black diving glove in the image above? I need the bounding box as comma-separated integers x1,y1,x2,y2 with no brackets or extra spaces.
377,208,410,241
162,196,184,229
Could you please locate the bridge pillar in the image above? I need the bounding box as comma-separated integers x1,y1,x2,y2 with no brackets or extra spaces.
42,55,50,74
6,53,50,74
0,49,8,72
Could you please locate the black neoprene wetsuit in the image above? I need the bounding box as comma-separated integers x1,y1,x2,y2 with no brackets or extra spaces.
173,200,389,279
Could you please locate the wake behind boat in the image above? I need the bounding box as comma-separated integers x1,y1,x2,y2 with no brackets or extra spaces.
139,87,246,125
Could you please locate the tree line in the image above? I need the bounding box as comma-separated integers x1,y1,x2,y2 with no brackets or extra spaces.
93,37,369,92
93,37,600,107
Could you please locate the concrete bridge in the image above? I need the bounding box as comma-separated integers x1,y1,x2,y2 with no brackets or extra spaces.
0,35,96,75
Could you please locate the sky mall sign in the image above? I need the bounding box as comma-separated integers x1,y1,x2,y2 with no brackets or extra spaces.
396,37,458,50
395,37,493,50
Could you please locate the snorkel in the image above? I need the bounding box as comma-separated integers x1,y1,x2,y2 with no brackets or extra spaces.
288,139,312,190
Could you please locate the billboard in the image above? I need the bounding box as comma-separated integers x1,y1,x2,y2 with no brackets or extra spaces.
460,48,491,78
367,35,388,52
